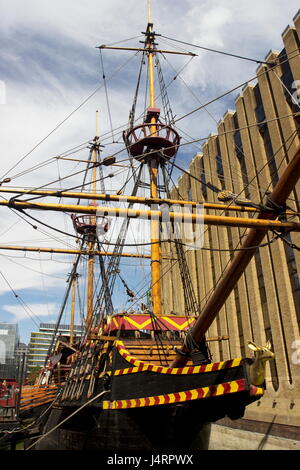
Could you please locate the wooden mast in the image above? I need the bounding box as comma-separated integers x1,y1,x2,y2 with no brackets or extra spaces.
70,274,77,345
147,0,152,24
86,111,99,326
147,1,162,317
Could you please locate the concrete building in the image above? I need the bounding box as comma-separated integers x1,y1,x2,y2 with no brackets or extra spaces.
161,10,300,449
15,343,29,385
0,323,20,380
27,323,83,374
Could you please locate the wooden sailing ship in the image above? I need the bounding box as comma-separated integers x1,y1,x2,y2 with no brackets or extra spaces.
1,1,300,451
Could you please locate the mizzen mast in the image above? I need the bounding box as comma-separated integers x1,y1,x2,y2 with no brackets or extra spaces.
86,111,100,325
70,111,103,327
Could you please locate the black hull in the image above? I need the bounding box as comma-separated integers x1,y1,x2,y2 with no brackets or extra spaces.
30,338,262,451
33,403,211,450
19,402,51,422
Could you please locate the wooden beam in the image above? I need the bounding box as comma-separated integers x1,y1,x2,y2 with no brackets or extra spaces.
0,187,298,216
0,244,154,259
0,199,299,231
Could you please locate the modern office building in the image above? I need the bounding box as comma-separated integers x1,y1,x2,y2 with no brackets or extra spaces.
0,323,20,379
26,323,83,374
161,10,300,447
15,343,29,385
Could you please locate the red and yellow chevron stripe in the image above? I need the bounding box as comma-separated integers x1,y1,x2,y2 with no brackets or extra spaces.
102,379,264,410
105,314,196,333
114,340,243,375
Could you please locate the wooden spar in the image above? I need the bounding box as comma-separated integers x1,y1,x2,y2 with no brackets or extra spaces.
97,46,196,57
1,199,300,231
70,275,76,346
171,145,300,367
0,245,158,259
0,187,299,216
0,187,277,212
147,0,152,23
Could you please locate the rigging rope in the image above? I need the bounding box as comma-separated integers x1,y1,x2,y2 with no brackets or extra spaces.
25,390,109,450
5,49,299,192
160,34,276,66
0,51,140,181
0,270,42,327
92,163,144,324
128,51,146,130
99,49,115,142
161,164,200,318
44,242,84,363
173,50,300,125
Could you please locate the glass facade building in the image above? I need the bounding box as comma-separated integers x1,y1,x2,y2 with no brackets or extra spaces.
27,323,83,375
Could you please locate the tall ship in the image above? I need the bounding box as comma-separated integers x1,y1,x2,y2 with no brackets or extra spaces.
1,1,300,451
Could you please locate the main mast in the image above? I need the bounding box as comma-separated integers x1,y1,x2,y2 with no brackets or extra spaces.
146,3,161,317
122,0,181,316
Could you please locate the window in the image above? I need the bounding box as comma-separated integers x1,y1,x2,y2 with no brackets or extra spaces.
259,124,279,185
215,139,225,187
234,131,244,159
283,233,300,323
280,50,294,92
233,114,243,157
279,49,300,122
254,85,266,125
200,172,207,198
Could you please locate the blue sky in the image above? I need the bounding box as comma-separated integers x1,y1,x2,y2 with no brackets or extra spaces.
0,0,299,344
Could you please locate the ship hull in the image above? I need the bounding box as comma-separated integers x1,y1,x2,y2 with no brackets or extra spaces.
30,337,263,450
33,403,211,450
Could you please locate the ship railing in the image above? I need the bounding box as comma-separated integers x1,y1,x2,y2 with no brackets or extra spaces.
19,384,59,412
124,123,180,159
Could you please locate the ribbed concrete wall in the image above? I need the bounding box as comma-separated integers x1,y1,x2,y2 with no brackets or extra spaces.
161,10,300,435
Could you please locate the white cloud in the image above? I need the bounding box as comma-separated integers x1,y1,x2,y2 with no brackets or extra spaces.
0,252,69,295
2,302,58,322
185,5,232,47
